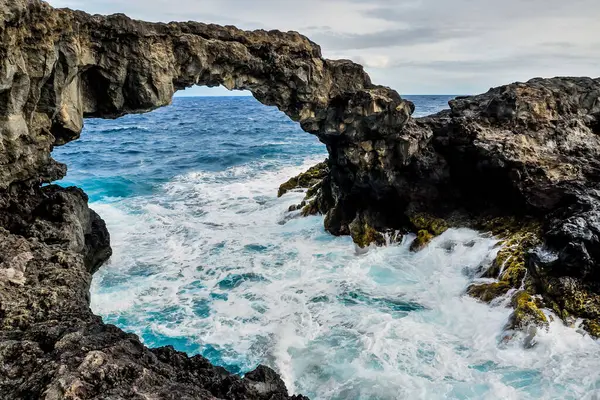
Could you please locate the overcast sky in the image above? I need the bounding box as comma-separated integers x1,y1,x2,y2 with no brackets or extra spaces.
48,0,600,96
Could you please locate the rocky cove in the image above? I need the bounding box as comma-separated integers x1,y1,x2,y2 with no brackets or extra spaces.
1,0,600,399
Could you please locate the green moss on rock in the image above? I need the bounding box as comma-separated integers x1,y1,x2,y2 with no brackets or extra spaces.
409,230,434,251
277,161,328,197
472,217,600,339
582,320,600,338
467,281,512,303
465,217,556,338
408,213,448,252
507,291,548,330
540,276,600,334
561,287,599,318
300,199,319,217
495,245,527,287
410,213,449,236
349,216,386,248
476,216,540,238
473,217,542,295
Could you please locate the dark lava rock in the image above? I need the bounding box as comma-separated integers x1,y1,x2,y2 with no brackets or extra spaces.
0,184,307,399
2,1,600,398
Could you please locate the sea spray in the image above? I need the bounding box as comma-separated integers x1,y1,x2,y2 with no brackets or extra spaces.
90,160,600,399
51,96,600,400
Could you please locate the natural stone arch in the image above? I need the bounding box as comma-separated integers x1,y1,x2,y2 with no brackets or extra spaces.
1,6,416,173
1,2,424,241
0,4,426,397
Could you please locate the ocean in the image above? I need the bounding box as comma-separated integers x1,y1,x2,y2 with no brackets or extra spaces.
52,95,600,400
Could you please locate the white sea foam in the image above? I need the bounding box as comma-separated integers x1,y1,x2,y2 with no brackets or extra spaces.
91,158,600,400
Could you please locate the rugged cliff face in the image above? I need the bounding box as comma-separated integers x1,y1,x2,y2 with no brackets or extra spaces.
411,78,600,337
1,0,428,268
438,78,600,336
282,77,600,338
1,0,600,398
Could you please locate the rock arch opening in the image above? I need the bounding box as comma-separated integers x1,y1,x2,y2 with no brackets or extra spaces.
0,4,418,396
49,87,332,378
51,85,327,202
16,9,418,243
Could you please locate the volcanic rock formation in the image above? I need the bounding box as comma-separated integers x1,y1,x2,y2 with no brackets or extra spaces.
292,77,600,338
1,0,600,398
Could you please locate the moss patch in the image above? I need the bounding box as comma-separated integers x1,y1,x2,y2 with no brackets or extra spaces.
474,217,542,292
467,281,512,303
464,216,556,336
494,239,528,287
277,161,328,198
409,230,434,251
582,320,600,339
410,213,449,236
408,213,448,252
540,276,600,333
476,216,540,238
558,286,599,320
349,217,386,248
507,291,548,330
300,199,319,217
279,161,331,217
476,218,600,338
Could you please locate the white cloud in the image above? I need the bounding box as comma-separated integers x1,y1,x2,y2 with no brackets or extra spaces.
352,55,390,69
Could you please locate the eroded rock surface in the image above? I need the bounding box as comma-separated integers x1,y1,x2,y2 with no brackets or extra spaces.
0,0,414,195
2,0,600,397
282,77,600,337
424,78,600,336
341,77,600,337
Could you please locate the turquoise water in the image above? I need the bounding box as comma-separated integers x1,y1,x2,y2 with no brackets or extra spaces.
52,95,600,399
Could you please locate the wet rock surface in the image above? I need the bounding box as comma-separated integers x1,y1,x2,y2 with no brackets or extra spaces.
421,78,600,337
0,185,307,399
284,77,600,337
364,78,600,337
278,161,332,217
2,0,600,397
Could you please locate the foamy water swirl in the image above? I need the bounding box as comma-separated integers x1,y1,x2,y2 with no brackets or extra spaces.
91,159,600,400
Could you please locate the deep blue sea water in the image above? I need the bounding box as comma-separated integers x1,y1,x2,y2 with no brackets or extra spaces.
52,95,600,400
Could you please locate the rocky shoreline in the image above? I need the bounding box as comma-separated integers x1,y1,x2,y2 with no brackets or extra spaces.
281,77,600,340
0,184,307,399
1,0,599,398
